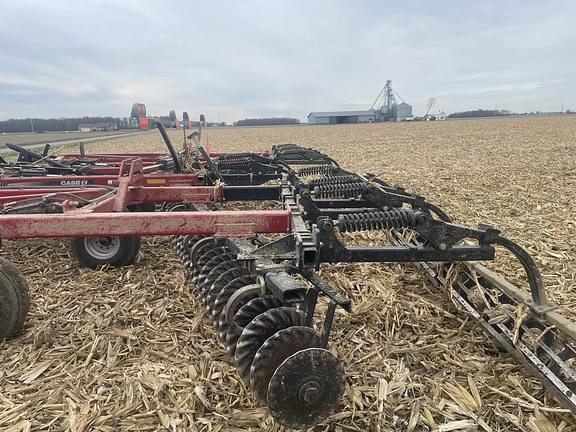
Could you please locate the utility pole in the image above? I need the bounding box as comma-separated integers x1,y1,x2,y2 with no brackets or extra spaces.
30,119,34,132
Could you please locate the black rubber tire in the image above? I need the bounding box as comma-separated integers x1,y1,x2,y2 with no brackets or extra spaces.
0,257,30,339
70,236,141,268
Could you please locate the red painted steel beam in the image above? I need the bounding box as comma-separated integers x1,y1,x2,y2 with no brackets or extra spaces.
0,188,107,196
75,193,118,213
0,188,111,208
0,210,292,238
0,188,110,209
55,154,162,162
131,186,217,203
57,151,269,159
0,177,103,186
0,185,219,210
0,174,200,187
58,152,167,158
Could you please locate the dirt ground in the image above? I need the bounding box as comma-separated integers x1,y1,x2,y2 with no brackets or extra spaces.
0,130,141,148
1,116,575,431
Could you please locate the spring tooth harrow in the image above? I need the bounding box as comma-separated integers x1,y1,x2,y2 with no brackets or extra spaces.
0,126,575,428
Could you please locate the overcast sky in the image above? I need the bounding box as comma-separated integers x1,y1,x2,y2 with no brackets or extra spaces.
0,0,574,122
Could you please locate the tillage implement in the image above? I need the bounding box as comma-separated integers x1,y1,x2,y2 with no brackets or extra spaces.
0,127,574,429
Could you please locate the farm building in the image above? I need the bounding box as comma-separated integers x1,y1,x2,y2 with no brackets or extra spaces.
78,122,117,132
308,104,413,124
309,81,413,124
396,102,413,121
308,110,376,125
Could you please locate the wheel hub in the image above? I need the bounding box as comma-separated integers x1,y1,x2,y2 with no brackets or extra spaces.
300,380,322,404
83,236,120,260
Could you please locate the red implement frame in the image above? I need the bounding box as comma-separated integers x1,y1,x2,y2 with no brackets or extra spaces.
0,211,291,238
1,149,270,184
0,159,292,239
0,173,200,187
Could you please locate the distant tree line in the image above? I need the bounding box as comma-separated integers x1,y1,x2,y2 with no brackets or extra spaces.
447,109,512,119
234,117,300,127
0,117,130,133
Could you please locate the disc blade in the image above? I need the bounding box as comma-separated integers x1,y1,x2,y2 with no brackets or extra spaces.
197,254,236,299
250,326,322,404
225,295,283,356
205,268,251,316
267,348,345,429
215,276,257,339
235,307,306,381
192,246,230,287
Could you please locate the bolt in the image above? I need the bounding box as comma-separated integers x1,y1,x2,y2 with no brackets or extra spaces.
299,381,322,404
439,242,447,251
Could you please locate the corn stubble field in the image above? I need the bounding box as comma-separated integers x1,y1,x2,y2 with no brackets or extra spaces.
1,116,575,431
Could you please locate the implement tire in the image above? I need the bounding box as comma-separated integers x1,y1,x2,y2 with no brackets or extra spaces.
71,236,140,268
0,257,30,339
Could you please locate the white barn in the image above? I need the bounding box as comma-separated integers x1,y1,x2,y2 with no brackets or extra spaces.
308,110,376,125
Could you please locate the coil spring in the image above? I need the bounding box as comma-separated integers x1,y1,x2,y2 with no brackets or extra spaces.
338,208,419,233
313,182,367,199
298,165,337,176
308,174,359,188
217,156,253,171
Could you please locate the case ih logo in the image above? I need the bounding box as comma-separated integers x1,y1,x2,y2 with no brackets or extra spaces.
60,180,89,186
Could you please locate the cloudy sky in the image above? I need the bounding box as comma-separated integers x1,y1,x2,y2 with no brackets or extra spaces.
0,0,574,122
